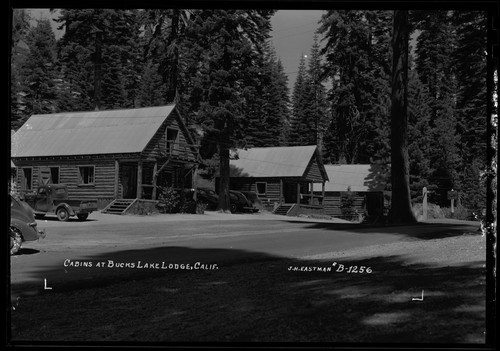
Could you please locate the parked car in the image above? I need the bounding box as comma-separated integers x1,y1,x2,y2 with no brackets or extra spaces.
196,187,219,210
22,184,97,221
10,195,46,255
239,191,262,207
196,188,257,213
229,190,259,213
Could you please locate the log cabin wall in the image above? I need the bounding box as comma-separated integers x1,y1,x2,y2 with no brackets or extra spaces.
229,177,282,203
320,191,367,218
14,155,145,208
142,113,196,162
304,154,326,182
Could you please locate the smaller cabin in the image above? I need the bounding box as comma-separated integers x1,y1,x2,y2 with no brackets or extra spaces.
222,145,329,216
313,164,387,220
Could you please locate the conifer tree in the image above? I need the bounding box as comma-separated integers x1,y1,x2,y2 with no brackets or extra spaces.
319,10,393,164
19,19,59,117
412,10,460,205
390,9,416,223
135,60,167,107
289,54,316,146
307,35,329,157
10,9,32,130
181,9,274,211
451,11,487,211
55,9,142,111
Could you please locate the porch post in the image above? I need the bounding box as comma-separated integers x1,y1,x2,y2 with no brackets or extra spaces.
322,182,325,206
114,159,119,199
192,166,198,201
152,162,158,200
136,159,143,199
296,182,300,205
279,179,283,205
310,181,314,205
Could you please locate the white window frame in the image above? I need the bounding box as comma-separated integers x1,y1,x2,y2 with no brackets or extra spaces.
50,166,60,184
78,165,95,185
165,128,179,154
256,182,267,195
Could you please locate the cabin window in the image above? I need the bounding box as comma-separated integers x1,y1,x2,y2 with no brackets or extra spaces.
256,182,267,195
50,167,60,184
21,167,32,190
78,166,95,185
166,128,179,154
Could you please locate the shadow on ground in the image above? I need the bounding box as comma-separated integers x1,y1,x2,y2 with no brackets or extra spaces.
9,245,486,345
281,220,480,240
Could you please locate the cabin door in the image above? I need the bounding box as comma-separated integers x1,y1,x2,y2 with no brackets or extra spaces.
283,181,298,203
121,164,137,199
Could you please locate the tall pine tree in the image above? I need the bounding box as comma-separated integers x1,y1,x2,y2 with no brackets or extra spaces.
319,10,393,164
413,10,460,205
181,9,275,211
289,54,316,146
55,9,142,111
19,19,59,117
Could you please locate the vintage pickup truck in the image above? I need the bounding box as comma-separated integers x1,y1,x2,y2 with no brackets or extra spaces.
23,184,97,221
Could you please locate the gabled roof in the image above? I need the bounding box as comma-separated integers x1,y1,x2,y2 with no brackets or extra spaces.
313,164,387,192
229,145,327,179
11,105,178,158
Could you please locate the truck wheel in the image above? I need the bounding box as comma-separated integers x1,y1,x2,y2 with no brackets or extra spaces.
56,207,70,222
77,213,89,221
230,203,237,213
10,227,22,255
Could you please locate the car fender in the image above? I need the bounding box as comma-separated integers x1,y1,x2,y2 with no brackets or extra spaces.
56,203,76,216
10,221,27,241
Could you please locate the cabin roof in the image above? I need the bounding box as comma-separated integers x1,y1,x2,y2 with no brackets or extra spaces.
11,104,178,158
230,145,327,180
313,164,387,192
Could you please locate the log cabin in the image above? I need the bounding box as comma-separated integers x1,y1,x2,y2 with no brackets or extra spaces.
11,104,199,211
223,145,329,216
313,164,387,220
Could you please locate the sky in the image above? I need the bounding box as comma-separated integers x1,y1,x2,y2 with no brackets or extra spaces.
270,10,325,90
27,8,324,91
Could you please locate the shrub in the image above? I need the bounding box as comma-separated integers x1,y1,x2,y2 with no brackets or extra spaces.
340,187,358,221
156,186,180,214
442,205,472,220
412,202,445,220
196,201,207,214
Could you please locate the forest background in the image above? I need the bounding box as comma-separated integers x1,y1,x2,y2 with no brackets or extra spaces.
9,8,488,215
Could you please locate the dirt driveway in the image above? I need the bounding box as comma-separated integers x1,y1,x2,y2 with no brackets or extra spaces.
9,212,487,345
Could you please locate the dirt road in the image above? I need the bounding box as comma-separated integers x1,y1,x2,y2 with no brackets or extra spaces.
9,212,487,344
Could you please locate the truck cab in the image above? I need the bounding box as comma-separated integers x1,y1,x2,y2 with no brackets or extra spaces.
23,184,97,221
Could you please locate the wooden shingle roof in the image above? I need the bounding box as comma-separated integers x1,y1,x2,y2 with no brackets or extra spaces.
313,164,387,192
229,145,328,181
11,105,177,158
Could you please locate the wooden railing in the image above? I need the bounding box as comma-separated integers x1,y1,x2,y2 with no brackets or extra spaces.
300,193,324,206
164,142,199,158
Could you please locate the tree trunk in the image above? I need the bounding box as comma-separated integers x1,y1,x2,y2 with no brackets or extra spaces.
390,10,416,223
93,29,103,111
217,136,231,213
166,9,180,103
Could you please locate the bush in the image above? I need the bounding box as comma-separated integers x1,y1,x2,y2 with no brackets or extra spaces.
340,187,358,221
442,205,472,220
412,202,445,220
196,202,207,214
156,186,180,214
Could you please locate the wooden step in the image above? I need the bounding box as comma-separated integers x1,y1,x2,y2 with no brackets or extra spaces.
101,199,136,215
273,204,295,216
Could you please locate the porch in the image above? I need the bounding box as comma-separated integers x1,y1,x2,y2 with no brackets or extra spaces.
117,154,198,201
